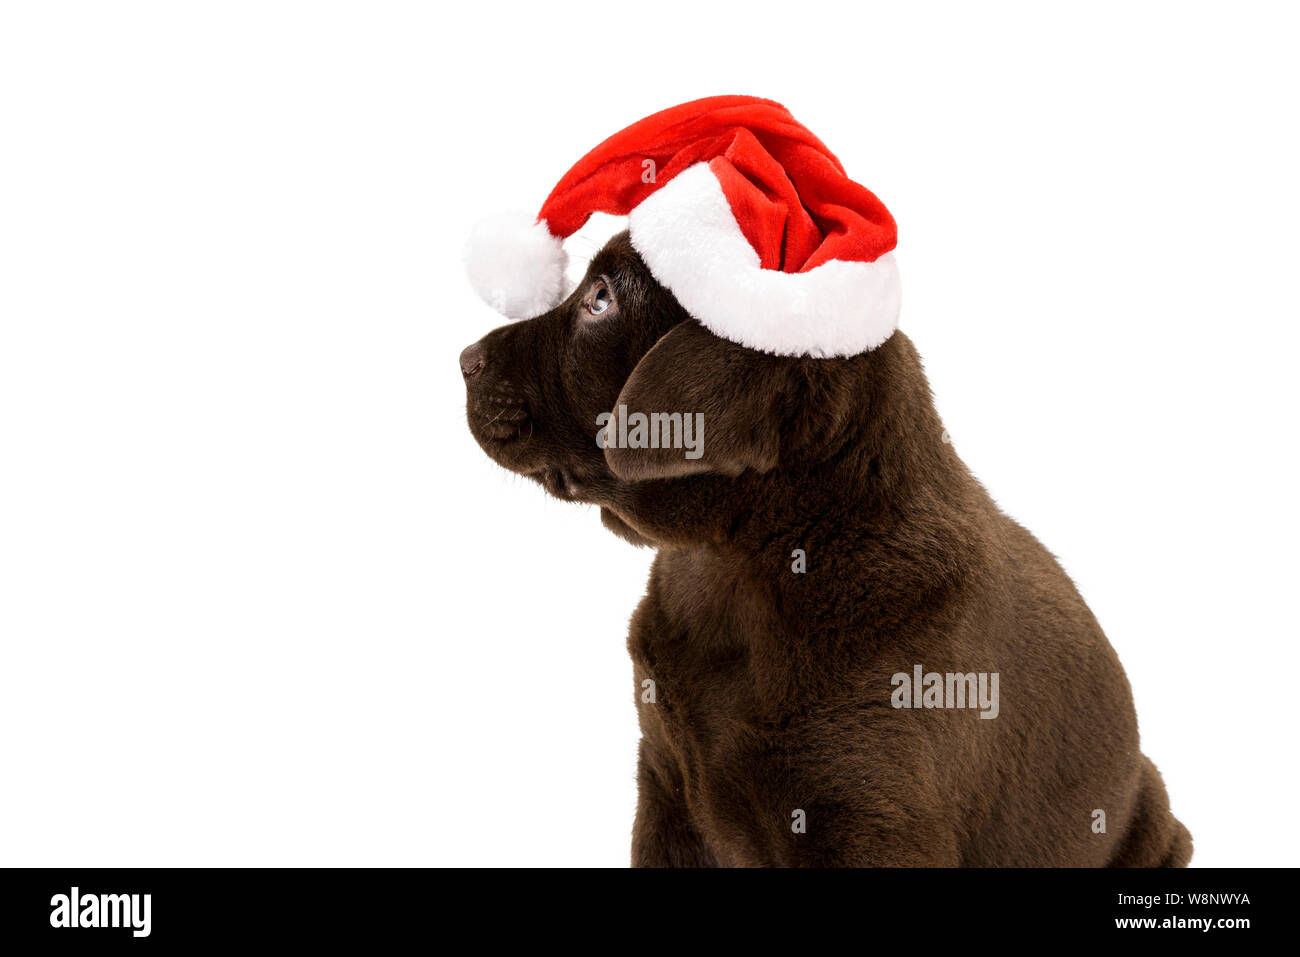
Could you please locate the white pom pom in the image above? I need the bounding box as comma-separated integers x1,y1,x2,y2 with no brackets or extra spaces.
464,212,568,319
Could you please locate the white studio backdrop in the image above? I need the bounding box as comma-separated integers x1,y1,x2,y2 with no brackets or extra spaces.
1,2,1297,867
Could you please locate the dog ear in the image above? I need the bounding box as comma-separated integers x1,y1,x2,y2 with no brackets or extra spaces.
604,321,786,481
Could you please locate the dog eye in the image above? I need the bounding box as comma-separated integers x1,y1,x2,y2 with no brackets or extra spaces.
583,281,616,318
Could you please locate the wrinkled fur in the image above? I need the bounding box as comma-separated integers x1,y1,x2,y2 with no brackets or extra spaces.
461,233,1191,867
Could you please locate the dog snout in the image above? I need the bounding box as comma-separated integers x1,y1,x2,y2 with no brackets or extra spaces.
459,341,486,380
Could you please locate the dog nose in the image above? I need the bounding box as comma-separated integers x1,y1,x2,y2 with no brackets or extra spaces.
459,342,486,379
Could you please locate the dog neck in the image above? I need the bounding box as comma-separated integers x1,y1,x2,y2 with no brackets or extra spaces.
599,332,985,559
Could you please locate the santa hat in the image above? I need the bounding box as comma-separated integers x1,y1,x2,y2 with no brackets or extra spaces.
465,95,900,358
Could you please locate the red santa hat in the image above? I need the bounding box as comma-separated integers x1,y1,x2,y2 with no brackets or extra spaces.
464,95,900,358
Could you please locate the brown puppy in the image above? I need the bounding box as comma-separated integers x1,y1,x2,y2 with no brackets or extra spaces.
461,232,1191,867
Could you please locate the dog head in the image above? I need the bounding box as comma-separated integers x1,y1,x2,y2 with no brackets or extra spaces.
461,232,937,547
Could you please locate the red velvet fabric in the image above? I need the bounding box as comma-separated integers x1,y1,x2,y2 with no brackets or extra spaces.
536,95,896,272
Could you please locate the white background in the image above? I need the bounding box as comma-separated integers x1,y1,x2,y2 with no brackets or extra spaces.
2,2,1296,868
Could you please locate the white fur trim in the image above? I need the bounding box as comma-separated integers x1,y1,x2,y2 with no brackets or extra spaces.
465,212,568,319
628,163,901,357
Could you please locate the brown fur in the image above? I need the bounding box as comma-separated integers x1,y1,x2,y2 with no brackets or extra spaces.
461,233,1191,867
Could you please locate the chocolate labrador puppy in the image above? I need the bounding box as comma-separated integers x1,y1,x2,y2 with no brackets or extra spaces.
460,232,1191,867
